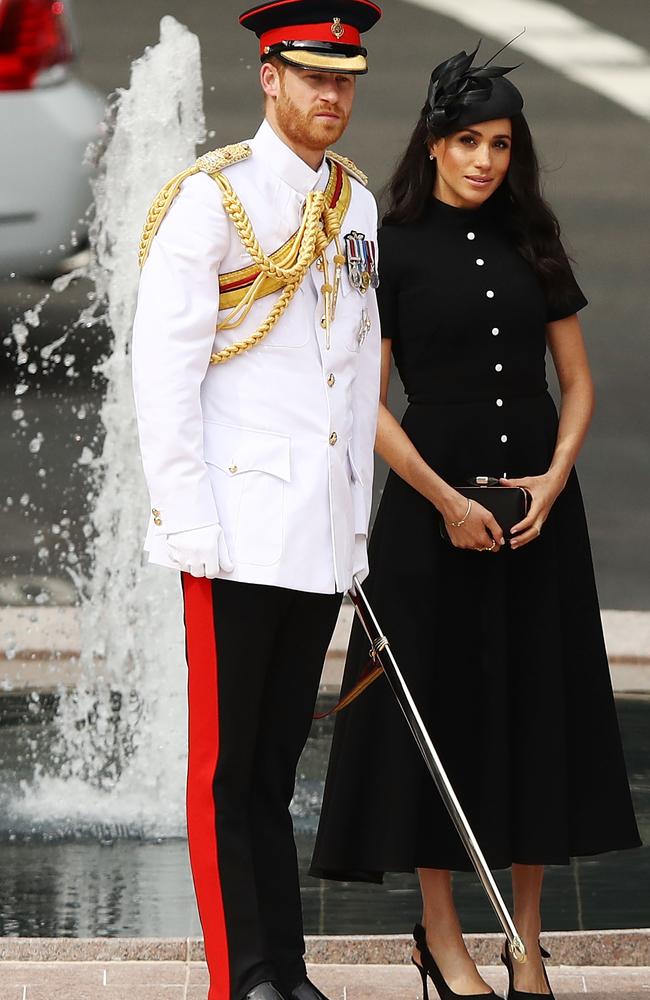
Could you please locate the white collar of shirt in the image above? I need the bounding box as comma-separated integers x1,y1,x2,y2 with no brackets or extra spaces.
251,119,328,196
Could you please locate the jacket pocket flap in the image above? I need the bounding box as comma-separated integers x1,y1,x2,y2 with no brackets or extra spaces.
346,441,364,486
204,421,291,482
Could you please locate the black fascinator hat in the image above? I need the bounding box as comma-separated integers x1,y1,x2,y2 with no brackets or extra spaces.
426,39,524,135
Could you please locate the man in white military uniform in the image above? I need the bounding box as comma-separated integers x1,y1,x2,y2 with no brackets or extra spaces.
132,4,382,1000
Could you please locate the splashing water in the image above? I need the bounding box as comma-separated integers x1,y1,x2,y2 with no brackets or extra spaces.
12,17,206,837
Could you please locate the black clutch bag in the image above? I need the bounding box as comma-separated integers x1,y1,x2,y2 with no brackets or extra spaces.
439,477,531,543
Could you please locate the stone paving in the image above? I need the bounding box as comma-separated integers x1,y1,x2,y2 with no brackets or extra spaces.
0,963,650,1000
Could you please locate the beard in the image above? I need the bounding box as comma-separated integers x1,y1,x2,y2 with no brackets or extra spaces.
275,87,349,152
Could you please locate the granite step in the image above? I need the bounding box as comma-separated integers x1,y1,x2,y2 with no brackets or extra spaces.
0,961,649,999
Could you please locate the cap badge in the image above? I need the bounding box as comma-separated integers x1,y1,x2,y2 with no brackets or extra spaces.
331,17,344,39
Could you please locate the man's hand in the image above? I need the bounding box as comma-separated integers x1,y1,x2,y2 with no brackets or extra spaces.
166,524,234,579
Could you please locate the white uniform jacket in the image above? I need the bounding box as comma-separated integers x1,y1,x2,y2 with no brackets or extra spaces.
132,120,380,595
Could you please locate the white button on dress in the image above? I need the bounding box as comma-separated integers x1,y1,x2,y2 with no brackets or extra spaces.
496,398,503,407
486,290,495,299
492,327,499,336
501,434,508,443
495,364,503,372
467,232,476,241
476,258,484,266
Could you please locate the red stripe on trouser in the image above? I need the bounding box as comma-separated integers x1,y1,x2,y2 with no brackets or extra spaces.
183,575,230,1000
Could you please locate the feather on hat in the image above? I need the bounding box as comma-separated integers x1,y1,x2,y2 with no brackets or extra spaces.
426,41,523,134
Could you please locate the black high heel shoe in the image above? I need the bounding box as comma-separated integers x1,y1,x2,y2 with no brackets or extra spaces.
500,939,554,999
412,923,495,1000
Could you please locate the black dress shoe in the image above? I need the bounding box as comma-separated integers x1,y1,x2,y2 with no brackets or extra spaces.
288,978,331,1000
245,984,285,1000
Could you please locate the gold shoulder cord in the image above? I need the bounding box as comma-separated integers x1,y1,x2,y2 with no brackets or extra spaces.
137,143,252,271
138,143,361,365
209,172,345,363
325,149,369,187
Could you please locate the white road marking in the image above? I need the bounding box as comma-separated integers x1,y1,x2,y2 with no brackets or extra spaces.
103,967,108,986
402,0,650,120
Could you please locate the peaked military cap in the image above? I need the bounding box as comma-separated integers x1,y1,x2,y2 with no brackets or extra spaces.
240,0,382,75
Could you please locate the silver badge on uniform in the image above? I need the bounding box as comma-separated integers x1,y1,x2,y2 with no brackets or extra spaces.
358,307,372,347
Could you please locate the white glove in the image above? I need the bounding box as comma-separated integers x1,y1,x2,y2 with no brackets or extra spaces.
352,533,369,582
166,523,234,579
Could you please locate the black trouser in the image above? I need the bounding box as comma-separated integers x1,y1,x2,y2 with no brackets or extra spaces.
181,575,342,1000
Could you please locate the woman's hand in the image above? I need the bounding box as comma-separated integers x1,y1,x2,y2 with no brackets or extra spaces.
441,492,505,552
500,473,565,549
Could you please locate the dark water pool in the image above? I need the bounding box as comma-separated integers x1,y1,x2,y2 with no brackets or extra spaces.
0,695,647,938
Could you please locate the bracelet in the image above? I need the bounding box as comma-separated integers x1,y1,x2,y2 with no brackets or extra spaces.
446,498,472,528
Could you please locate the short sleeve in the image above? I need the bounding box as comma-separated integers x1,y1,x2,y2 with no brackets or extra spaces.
545,247,588,323
377,226,401,341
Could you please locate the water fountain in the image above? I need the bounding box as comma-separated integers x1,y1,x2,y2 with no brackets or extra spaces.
7,16,207,839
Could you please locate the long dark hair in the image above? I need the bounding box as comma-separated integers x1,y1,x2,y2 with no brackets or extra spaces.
383,106,577,302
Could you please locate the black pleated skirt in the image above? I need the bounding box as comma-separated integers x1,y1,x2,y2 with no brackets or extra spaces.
310,392,641,881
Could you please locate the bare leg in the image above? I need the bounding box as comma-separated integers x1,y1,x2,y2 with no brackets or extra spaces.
509,864,550,994
416,868,493,995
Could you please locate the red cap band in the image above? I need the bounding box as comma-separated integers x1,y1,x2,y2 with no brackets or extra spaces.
260,21,361,54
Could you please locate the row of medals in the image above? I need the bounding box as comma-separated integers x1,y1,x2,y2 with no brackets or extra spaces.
318,231,378,350
345,230,379,292
346,232,377,348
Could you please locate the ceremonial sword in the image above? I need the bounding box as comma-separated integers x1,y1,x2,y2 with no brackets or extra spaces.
348,575,527,965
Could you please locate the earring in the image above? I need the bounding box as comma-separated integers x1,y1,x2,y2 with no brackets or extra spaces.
429,153,435,160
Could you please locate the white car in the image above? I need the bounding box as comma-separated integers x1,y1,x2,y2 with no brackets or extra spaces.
0,0,104,278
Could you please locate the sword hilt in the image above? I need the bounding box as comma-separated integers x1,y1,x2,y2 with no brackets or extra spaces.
370,635,389,659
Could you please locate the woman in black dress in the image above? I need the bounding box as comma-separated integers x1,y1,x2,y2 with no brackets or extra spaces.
311,45,641,1000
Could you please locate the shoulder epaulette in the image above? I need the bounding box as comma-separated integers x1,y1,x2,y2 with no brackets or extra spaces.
326,150,368,187
195,142,252,176
138,143,252,269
